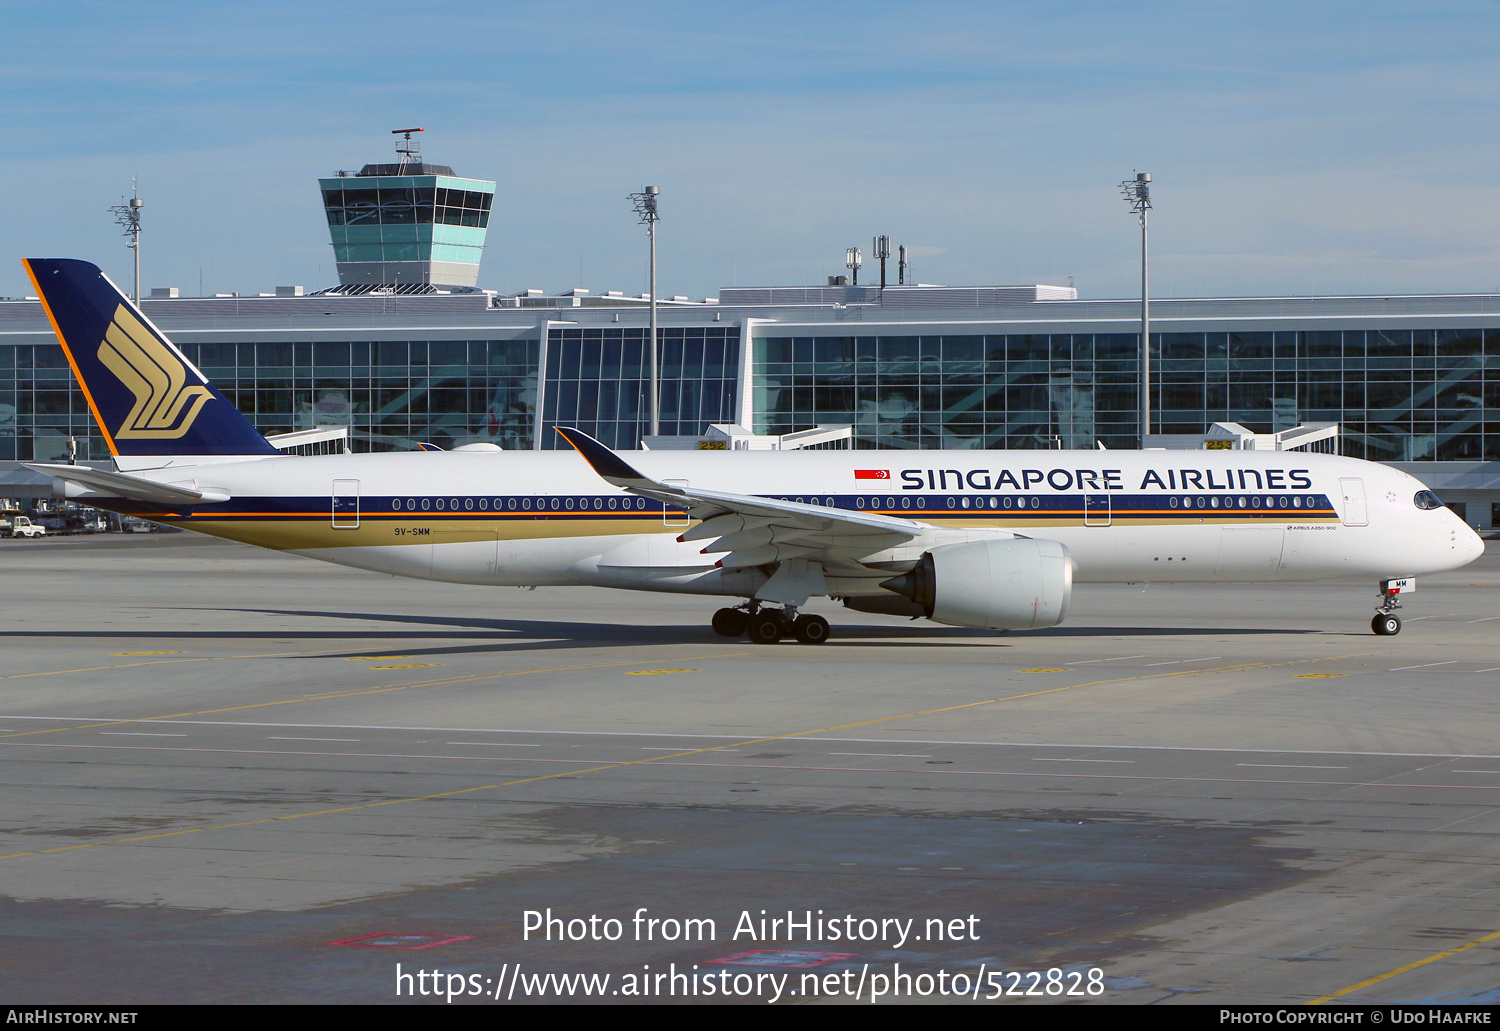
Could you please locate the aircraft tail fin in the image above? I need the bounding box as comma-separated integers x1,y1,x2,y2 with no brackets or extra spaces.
22,258,279,457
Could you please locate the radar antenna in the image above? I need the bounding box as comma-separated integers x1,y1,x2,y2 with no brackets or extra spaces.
392,127,424,171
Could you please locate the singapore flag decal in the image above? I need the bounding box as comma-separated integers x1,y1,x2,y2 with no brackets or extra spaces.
854,469,890,480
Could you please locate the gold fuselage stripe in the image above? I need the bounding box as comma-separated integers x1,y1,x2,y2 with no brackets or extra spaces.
101,509,1340,553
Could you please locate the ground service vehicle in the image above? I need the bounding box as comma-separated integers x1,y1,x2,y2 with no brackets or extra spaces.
5,516,45,539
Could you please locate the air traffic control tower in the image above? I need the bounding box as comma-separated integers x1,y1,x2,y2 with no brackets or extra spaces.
319,129,495,292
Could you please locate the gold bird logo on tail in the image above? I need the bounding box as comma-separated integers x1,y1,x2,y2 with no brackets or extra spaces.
96,305,212,438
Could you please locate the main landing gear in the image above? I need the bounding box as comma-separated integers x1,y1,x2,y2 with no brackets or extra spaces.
712,604,829,645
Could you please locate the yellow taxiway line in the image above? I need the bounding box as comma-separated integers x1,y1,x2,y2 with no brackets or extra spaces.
1308,927,1500,1005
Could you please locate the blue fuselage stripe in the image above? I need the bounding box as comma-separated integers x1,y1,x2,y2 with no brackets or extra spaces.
104,492,1341,522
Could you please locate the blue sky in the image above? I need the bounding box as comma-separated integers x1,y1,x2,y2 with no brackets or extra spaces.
2,1,1498,301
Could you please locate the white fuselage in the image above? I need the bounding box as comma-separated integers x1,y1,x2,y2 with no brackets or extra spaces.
102,448,1484,602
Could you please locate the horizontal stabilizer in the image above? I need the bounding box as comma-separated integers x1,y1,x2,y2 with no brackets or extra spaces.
26,463,230,505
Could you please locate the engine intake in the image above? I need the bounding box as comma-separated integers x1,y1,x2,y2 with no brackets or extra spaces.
880,537,1072,630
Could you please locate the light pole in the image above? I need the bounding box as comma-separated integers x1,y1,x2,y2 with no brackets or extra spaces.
109,180,143,302
628,186,661,438
1120,171,1152,448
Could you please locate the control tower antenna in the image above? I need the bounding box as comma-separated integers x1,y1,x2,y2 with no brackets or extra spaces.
392,127,424,172
108,179,143,302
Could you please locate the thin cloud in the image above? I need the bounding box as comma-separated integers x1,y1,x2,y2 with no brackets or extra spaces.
3,2,1499,300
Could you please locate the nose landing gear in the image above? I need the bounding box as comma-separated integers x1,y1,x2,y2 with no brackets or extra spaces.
711,604,830,644
1372,579,1408,635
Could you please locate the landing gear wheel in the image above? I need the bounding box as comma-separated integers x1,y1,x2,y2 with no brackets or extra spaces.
792,614,830,644
711,608,749,637
747,611,785,645
1372,613,1402,636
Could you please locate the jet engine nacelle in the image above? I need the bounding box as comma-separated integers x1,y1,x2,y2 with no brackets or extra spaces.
880,537,1072,630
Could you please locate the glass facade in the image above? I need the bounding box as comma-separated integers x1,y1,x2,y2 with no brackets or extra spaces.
0,338,537,461
321,183,494,228
539,326,740,449
755,333,1122,450
0,341,93,462
753,329,1500,459
1,315,1496,466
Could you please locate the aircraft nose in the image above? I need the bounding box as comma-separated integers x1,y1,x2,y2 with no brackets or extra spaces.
1461,522,1486,564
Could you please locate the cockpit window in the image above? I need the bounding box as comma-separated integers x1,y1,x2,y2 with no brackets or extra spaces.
1414,490,1445,511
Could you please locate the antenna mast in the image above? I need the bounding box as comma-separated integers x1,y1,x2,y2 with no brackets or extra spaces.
108,180,143,303
873,235,890,289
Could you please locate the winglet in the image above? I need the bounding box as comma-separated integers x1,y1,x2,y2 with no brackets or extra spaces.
554,426,660,490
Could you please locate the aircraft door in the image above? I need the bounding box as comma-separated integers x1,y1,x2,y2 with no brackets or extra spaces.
332,479,360,528
1083,493,1111,527
1338,477,1368,526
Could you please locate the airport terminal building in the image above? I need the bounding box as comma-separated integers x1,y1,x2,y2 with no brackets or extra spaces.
2,147,1497,527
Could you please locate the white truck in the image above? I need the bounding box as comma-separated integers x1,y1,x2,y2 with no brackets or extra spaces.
4,516,46,539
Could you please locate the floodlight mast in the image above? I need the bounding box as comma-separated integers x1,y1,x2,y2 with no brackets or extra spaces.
108,179,143,302
1120,171,1153,448
628,186,661,438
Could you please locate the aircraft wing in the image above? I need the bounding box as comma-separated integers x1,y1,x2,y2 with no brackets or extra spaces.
25,463,230,505
554,426,921,569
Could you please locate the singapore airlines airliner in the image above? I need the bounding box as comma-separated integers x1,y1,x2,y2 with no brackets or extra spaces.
21,259,1484,643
